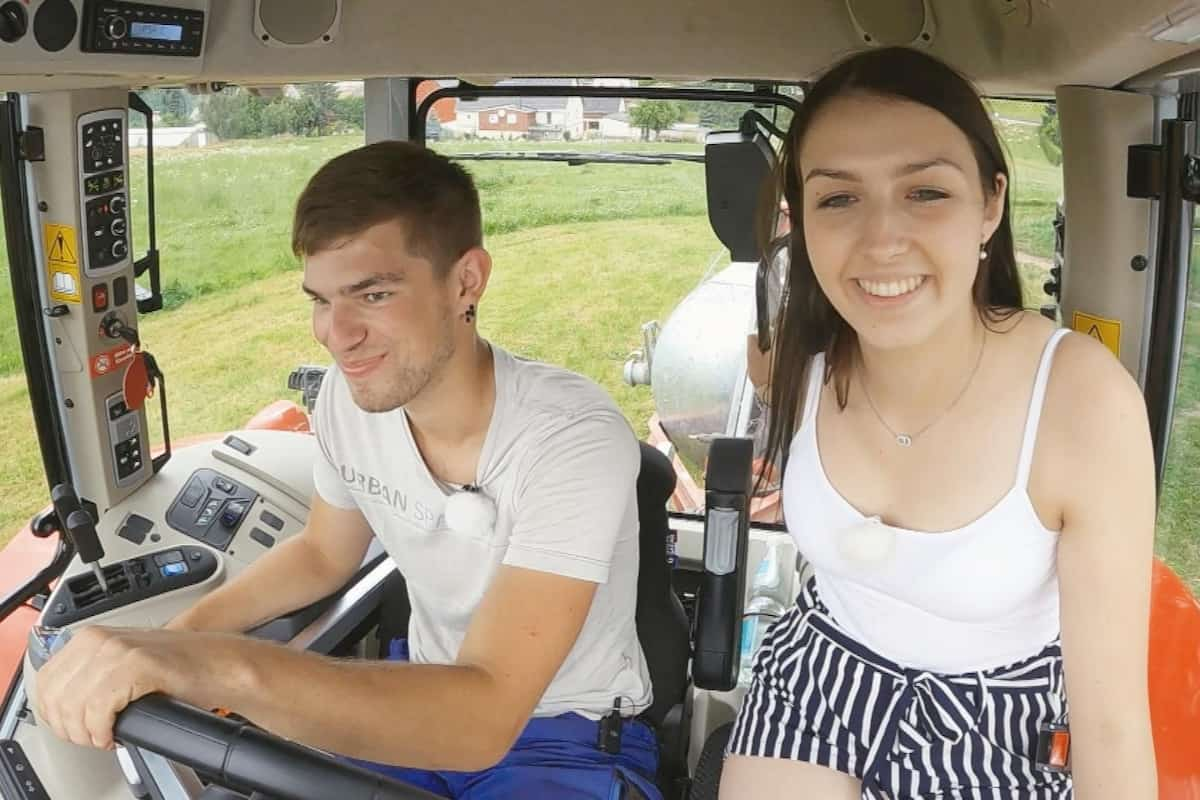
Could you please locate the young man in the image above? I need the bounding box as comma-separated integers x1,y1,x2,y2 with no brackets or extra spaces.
34,141,660,799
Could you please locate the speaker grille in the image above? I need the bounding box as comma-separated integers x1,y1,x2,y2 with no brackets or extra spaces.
258,0,338,45
846,0,928,46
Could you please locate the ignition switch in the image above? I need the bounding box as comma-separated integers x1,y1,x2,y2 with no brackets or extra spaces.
100,312,139,346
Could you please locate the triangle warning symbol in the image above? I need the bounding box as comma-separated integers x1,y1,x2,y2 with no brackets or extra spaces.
49,232,75,264
1087,324,1104,343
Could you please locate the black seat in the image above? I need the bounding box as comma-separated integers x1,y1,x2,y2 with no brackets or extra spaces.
633,442,694,798
634,441,691,728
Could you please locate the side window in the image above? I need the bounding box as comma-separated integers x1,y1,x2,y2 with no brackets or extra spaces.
1157,209,1200,596
985,99,1063,315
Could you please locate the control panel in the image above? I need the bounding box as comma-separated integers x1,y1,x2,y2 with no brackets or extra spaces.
77,109,129,278
105,392,145,486
81,0,205,57
42,545,219,628
166,469,259,550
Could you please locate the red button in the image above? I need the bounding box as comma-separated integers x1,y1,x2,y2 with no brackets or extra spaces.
92,283,109,312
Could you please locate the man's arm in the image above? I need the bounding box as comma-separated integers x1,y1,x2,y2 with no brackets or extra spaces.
167,493,375,633
34,565,596,768
36,409,635,769
230,565,599,768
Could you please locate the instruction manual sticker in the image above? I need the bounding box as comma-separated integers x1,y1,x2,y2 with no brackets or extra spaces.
44,223,80,304
1072,311,1121,359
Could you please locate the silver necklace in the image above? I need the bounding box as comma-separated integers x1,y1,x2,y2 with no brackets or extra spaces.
857,329,987,448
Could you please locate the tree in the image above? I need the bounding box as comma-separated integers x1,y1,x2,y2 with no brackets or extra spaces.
198,89,268,139
630,100,683,140
1038,104,1062,166
138,88,194,126
333,95,365,131
260,99,299,136
695,101,750,130
297,82,341,136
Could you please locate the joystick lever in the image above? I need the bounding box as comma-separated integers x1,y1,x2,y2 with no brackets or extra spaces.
50,484,108,594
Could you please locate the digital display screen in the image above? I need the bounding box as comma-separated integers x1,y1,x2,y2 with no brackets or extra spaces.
131,22,183,42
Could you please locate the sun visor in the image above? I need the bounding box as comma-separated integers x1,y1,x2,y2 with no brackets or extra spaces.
704,129,777,263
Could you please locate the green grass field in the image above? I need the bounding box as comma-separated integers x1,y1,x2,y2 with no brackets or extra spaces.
0,118,1197,594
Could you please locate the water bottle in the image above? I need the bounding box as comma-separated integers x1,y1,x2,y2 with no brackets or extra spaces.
738,538,788,686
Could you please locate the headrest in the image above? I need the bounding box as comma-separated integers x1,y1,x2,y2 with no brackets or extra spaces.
637,442,676,506
705,127,778,263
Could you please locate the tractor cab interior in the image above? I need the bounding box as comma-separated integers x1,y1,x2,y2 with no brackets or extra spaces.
0,1,1197,799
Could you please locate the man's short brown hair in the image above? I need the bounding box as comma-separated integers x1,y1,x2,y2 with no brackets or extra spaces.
291,140,482,276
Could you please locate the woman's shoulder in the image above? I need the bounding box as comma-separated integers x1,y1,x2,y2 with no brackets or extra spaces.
1019,311,1148,449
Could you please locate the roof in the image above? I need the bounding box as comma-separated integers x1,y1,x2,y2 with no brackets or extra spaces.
4,1,1200,96
456,78,579,112
583,97,622,115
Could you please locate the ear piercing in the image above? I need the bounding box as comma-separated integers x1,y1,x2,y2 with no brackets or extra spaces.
465,304,476,323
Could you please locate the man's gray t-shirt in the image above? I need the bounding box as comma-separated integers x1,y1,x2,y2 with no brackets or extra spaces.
312,345,653,720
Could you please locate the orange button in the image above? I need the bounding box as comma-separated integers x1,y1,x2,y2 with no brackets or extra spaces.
1049,730,1070,768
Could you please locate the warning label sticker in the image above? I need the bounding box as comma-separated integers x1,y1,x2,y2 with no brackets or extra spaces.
1071,311,1121,359
89,344,135,379
44,223,81,305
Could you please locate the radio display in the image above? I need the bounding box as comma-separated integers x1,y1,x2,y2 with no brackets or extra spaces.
130,22,183,42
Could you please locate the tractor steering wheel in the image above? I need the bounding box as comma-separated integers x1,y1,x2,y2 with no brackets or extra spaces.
114,694,441,800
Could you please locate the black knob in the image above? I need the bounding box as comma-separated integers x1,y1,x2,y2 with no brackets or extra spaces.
0,2,28,43
109,194,126,214
110,218,126,237
111,239,128,259
220,501,247,529
105,15,127,40
66,508,105,564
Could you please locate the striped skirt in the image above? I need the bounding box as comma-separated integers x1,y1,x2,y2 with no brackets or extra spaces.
727,578,1073,799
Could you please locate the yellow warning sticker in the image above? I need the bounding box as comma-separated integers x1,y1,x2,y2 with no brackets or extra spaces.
1072,311,1121,359
44,223,80,304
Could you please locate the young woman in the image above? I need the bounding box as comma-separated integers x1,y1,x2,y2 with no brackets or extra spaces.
720,47,1158,799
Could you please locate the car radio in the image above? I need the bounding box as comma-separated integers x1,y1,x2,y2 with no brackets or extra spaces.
80,0,204,57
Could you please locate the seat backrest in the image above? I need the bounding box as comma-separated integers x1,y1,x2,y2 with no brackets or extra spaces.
634,442,691,727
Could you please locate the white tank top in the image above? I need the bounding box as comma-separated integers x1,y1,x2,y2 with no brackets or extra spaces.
783,328,1069,674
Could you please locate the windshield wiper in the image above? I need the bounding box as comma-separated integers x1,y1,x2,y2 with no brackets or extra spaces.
447,151,704,166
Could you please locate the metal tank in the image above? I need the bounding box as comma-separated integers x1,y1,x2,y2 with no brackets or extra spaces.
625,261,761,486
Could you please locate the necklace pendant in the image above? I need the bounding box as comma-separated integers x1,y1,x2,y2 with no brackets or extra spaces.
895,433,913,447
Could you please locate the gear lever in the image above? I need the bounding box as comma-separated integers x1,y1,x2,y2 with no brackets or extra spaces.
50,484,108,594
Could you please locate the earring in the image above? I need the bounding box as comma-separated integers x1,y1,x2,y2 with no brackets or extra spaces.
464,304,476,323
979,245,988,261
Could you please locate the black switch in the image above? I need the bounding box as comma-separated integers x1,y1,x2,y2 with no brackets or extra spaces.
113,276,128,306
249,528,275,548
260,510,284,531
213,477,236,494
223,435,255,455
180,482,204,508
